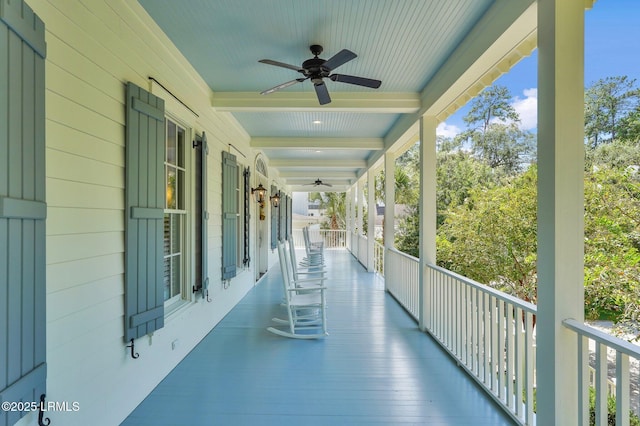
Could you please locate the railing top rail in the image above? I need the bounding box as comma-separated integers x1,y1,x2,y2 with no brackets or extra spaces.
427,263,537,314
387,247,419,263
563,318,640,360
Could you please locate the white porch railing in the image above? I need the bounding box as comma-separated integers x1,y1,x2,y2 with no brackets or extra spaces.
427,264,537,425
291,229,346,249
373,240,384,275
384,248,420,318
563,319,640,425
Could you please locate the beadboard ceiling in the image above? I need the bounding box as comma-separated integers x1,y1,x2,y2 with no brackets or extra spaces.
138,0,534,191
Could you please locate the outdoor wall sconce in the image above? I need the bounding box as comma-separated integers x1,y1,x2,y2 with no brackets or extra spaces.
251,183,267,205
270,192,281,208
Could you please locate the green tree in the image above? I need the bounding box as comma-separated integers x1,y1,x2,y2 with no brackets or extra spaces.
459,85,535,175
468,123,535,173
463,85,520,134
583,166,640,323
436,167,538,304
617,106,640,143
584,76,640,147
309,192,346,230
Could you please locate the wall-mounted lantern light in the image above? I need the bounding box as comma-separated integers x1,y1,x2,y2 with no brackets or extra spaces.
251,183,267,205
270,191,281,208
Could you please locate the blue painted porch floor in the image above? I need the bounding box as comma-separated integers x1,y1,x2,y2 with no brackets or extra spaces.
122,250,515,426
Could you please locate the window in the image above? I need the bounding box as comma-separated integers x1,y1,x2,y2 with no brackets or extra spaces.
164,119,188,306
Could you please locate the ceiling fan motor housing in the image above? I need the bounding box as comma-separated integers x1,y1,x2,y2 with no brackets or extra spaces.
302,57,329,78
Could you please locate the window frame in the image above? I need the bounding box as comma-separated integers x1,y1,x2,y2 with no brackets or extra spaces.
163,115,193,313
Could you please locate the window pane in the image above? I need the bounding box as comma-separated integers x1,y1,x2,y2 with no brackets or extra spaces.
163,256,171,301
177,169,185,209
166,167,176,209
171,256,181,298
167,120,176,165
177,126,185,168
171,214,181,254
163,215,171,256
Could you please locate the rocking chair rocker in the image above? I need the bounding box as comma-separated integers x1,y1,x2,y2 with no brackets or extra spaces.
267,242,328,339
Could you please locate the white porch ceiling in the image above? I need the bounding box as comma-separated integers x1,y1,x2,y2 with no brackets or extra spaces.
138,0,537,192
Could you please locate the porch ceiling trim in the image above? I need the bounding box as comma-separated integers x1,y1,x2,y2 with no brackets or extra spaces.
211,92,420,113
252,137,384,150
269,158,367,168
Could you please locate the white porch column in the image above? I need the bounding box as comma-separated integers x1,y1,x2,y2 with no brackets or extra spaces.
536,0,585,424
367,169,376,271
349,184,357,250
383,152,396,251
418,116,437,331
345,187,352,249
356,177,364,236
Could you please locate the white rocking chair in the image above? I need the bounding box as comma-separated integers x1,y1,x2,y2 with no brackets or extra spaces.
267,242,328,339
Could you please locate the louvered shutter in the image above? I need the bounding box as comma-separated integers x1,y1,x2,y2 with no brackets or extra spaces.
242,167,250,266
270,185,278,249
124,82,165,342
278,191,286,241
0,2,47,425
222,151,238,279
193,132,209,296
287,194,293,239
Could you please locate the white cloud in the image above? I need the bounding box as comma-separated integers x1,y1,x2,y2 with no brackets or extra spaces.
511,88,538,131
436,122,462,138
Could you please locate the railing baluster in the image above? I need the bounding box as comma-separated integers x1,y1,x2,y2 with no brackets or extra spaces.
596,342,608,425
579,334,590,426
515,306,523,418
525,312,534,424
506,304,514,409
616,352,630,426
491,298,501,395
484,292,491,385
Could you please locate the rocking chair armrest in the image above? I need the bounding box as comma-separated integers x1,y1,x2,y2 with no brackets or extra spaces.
292,277,326,284
287,286,327,292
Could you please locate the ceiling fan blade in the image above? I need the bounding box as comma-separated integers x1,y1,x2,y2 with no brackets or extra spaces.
260,78,305,95
314,81,331,105
330,74,382,89
322,49,357,71
322,182,333,187
259,59,304,73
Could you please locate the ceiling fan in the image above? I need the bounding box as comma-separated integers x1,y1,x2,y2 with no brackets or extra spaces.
304,178,333,187
259,44,382,105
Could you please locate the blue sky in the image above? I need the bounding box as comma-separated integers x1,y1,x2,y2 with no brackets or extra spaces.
437,0,640,137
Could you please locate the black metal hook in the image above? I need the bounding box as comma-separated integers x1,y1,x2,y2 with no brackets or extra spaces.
206,289,211,303
38,394,51,426
127,338,139,359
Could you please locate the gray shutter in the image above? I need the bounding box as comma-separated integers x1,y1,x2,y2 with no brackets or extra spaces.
287,194,292,239
193,132,209,296
278,191,286,241
222,151,238,279
242,167,250,266
124,82,165,342
270,185,278,249
0,2,47,425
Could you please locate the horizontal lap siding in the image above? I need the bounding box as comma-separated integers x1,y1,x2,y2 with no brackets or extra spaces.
18,0,258,424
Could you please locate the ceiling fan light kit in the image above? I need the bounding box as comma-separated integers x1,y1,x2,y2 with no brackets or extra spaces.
259,45,382,105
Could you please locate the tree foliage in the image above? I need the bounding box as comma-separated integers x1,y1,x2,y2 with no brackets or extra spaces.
436,167,538,304
309,191,346,230
391,78,640,328
583,166,640,323
584,76,640,147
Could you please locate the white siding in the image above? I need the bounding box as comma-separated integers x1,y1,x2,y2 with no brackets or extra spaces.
20,1,265,425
